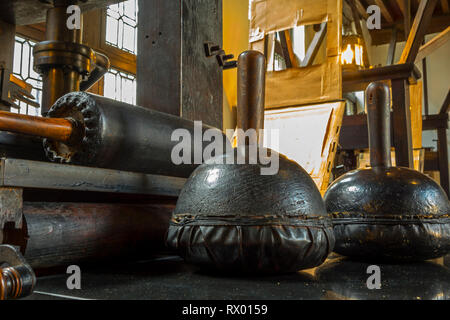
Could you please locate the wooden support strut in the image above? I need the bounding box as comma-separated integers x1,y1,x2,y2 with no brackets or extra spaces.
400,0,440,64
386,27,398,65
278,30,297,68
402,0,412,40
354,0,369,19
301,22,327,67
373,0,394,24
349,0,370,67
415,26,450,62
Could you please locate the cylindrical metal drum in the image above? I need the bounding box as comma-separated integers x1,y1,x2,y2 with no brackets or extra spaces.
1,202,174,270
44,92,230,177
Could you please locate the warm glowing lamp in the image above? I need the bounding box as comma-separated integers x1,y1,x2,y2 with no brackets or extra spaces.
341,35,365,70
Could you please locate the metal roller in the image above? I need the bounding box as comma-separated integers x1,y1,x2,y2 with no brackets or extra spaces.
0,92,230,177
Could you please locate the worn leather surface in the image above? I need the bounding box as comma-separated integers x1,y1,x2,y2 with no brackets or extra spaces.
168,147,334,273
324,167,450,262
167,216,334,274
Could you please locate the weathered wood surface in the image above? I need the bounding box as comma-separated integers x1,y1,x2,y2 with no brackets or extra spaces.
137,0,223,129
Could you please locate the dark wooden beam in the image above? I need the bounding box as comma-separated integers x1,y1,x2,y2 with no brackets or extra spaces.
441,0,450,13
0,20,15,112
386,27,398,65
285,30,298,68
15,23,46,42
400,0,440,63
437,127,449,196
137,0,223,129
373,0,394,24
339,114,369,150
278,31,292,68
424,151,440,171
414,0,423,10
341,113,449,143
422,113,449,130
439,89,450,114
415,26,450,62
403,0,412,39
349,0,370,66
339,114,395,150
278,30,298,68
300,22,327,67
355,0,369,19
394,0,411,39
0,20,15,71
423,55,430,115
396,0,406,15
343,63,421,93
391,79,414,168
343,0,355,22
423,91,450,196
370,15,450,45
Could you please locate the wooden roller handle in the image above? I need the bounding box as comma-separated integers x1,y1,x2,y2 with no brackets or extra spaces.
366,82,392,168
237,50,266,146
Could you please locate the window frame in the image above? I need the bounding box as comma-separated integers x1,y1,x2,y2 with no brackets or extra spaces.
15,6,137,98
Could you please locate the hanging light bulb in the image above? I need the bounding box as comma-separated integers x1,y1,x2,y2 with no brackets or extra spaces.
341,44,354,64
341,35,365,70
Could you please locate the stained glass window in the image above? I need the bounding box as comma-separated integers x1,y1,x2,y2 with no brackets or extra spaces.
103,68,137,105
106,0,139,54
12,36,42,115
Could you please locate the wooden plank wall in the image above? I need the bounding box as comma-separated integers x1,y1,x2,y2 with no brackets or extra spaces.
137,0,223,129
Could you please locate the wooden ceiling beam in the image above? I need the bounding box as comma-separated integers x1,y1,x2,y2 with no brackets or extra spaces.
373,0,395,24
439,89,450,114
349,0,371,66
404,0,412,38
441,0,450,13
400,0,440,63
343,0,355,22
396,0,406,14
355,0,369,19
395,0,411,39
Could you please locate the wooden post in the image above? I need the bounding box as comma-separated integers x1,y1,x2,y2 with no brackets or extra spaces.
386,27,397,65
437,128,449,196
349,0,370,67
137,0,223,129
403,0,411,40
438,91,450,196
0,20,16,112
415,26,450,62
441,0,450,13
301,22,327,67
373,0,394,24
391,79,414,168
